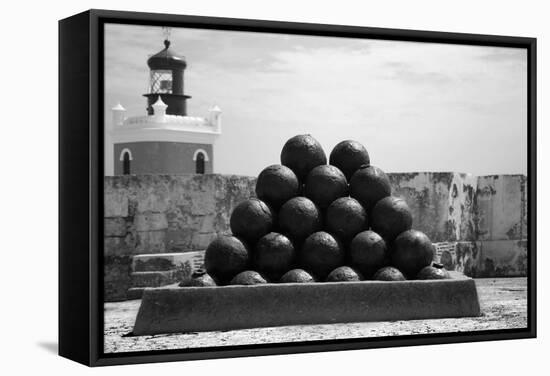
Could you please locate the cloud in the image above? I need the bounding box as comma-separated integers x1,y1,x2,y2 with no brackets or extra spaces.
382,64,453,85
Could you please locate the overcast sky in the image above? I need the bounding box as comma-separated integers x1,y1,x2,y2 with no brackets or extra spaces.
104,23,527,177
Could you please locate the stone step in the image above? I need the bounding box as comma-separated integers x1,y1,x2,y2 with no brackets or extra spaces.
128,251,206,298
131,270,180,288
132,251,205,272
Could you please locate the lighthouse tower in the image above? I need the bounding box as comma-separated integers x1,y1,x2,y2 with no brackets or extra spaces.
105,38,221,176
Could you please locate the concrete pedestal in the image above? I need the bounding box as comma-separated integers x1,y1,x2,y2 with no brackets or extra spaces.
132,272,480,336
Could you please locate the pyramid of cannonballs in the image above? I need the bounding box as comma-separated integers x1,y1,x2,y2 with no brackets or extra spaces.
182,134,450,287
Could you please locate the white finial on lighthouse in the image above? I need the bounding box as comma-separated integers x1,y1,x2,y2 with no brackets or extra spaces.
152,96,168,117
162,26,172,42
111,102,126,126
208,105,222,133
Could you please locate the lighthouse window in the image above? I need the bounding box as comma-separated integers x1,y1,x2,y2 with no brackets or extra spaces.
195,152,205,174
150,70,173,94
122,152,131,175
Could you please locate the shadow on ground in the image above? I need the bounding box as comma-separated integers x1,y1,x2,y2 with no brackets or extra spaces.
37,341,58,354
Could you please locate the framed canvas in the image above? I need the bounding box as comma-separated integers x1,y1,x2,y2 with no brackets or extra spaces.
58,9,537,366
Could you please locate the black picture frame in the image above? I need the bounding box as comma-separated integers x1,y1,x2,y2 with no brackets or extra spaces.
59,9,537,367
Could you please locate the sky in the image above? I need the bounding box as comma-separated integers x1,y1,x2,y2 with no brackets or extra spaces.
104,23,528,177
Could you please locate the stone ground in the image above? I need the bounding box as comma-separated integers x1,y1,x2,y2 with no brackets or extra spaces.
104,278,527,353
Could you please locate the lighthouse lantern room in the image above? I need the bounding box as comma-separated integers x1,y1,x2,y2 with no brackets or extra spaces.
144,39,191,116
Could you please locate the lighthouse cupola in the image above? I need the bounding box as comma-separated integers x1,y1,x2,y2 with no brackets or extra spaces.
144,39,191,116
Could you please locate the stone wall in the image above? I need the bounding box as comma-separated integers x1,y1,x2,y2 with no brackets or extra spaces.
104,172,528,301
104,174,255,300
389,172,479,242
391,173,528,278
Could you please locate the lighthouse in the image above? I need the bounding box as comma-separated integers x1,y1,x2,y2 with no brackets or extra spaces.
105,37,221,176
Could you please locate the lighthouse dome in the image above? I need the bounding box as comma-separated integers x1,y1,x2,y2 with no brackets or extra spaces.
147,40,187,70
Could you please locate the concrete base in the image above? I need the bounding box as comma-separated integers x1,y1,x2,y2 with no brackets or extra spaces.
127,283,180,300
132,272,480,336
126,287,145,300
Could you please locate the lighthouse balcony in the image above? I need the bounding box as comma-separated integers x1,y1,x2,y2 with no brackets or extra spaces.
110,112,221,145
118,114,221,135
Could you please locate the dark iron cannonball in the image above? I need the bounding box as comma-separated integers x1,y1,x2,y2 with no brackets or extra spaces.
326,266,362,282
299,231,345,280
325,197,368,243
230,198,274,245
256,164,300,209
349,230,388,278
372,266,406,281
278,197,323,242
416,265,451,280
329,140,370,181
230,270,268,285
304,165,348,209
204,234,250,284
391,230,435,278
178,269,217,287
280,134,327,182
370,196,413,242
349,165,392,212
279,268,316,283
254,232,296,281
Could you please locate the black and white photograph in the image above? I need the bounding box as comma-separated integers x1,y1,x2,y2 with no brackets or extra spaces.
3,0,549,373
101,20,531,355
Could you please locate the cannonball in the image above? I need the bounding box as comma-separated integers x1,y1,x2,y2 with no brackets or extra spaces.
256,164,300,209
391,230,435,278
325,197,368,242
280,134,327,182
326,266,362,282
349,165,392,212
300,231,345,279
416,265,451,280
230,198,274,245
370,196,413,242
230,270,267,285
349,230,388,278
373,266,406,281
204,234,250,284
254,232,296,281
280,269,316,283
329,140,370,180
304,165,348,209
278,197,322,242
178,269,217,287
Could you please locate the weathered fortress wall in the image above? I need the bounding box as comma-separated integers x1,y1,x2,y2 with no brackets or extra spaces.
389,173,528,278
104,174,255,300
104,172,528,301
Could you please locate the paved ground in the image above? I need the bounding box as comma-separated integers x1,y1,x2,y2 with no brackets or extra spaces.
104,278,527,353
